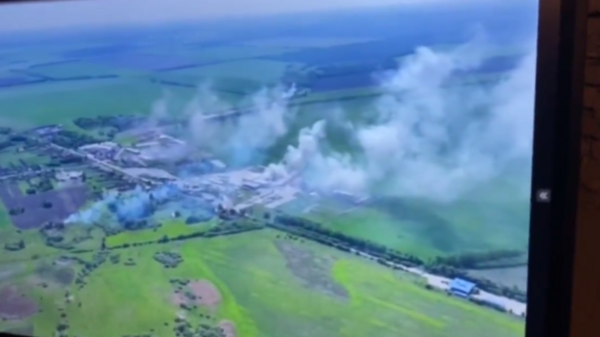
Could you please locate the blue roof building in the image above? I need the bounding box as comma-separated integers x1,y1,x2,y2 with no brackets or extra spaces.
449,278,476,298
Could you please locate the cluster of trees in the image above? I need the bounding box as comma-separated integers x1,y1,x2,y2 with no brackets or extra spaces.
73,115,144,132
112,240,154,250
175,322,228,337
312,63,384,78
273,215,422,266
4,239,25,251
432,250,527,270
185,215,208,225
202,223,263,238
0,141,12,151
109,220,264,250
272,214,528,303
216,204,249,219
52,130,100,148
109,253,120,264
8,207,25,216
26,178,54,195
73,251,109,290
153,251,183,268
121,219,152,231
42,221,65,231
9,134,27,142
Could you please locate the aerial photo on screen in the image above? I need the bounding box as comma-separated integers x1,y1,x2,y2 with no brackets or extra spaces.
0,0,537,336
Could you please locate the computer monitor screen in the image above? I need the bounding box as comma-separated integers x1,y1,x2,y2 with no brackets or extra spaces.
0,0,538,337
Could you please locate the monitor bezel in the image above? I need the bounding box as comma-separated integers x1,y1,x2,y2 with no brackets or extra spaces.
0,0,586,337
526,0,586,336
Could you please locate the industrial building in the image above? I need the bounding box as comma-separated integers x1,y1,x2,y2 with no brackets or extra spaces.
449,278,477,298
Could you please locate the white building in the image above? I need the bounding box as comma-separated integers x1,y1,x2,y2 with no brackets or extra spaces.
79,141,119,152
56,170,83,182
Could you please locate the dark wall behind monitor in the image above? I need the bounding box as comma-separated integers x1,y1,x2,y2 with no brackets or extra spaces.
572,0,600,336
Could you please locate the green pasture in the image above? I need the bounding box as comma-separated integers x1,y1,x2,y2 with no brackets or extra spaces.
304,193,529,260
0,77,242,128
105,219,217,247
24,61,147,79
239,37,379,48
156,72,264,96
0,203,9,224
0,224,61,264
164,59,298,84
22,229,523,337
0,43,301,128
0,147,51,165
163,45,297,64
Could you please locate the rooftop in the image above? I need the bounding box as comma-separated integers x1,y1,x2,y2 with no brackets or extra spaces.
449,278,476,294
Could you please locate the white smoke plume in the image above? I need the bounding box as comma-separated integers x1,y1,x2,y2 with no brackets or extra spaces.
263,120,369,192
264,38,536,203
179,83,297,165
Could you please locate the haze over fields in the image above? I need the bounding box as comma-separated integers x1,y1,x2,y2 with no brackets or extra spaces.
0,1,536,337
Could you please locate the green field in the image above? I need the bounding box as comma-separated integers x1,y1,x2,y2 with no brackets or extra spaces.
163,45,297,63
26,62,143,79
239,37,378,48
0,225,62,264
164,59,297,84
302,192,529,259
1,230,524,337
106,219,217,247
0,34,529,337
0,77,217,126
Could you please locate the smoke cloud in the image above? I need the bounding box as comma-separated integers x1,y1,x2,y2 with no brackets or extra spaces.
65,184,181,225
67,36,536,228
263,38,536,203
159,83,297,166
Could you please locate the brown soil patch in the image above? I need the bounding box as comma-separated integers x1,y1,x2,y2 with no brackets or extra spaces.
219,320,237,337
275,241,348,300
0,285,38,320
170,293,187,306
189,280,222,309
36,263,75,287
4,324,34,336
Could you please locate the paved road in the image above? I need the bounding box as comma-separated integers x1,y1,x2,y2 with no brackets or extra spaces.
348,248,527,316
406,267,527,316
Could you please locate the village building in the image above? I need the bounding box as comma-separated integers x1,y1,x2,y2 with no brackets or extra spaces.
55,170,84,182
448,278,477,298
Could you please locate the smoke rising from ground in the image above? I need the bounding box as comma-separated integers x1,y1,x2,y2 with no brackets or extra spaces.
64,184,181,225
67,37,536,227
264,39,536,203
142,37,535,204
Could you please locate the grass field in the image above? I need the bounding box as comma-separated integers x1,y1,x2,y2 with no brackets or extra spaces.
305,194,529,259
0,76,244,127
105,219,217,247
164,46,298,63
0,147,51,165
239,38,379,48
0,43,301,128
6,229,524,337
164,59,297,83
0,223,62,264
23,61,146,79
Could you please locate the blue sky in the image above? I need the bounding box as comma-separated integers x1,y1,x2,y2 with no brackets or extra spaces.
0,0,532,33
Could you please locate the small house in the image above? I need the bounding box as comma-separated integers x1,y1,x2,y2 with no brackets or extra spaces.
449,278,476,298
